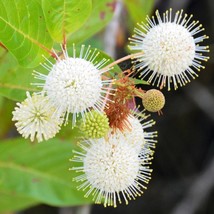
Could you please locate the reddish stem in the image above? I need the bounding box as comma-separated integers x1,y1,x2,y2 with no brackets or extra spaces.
62,33,67,51
0,42,7,50
101,52,143,71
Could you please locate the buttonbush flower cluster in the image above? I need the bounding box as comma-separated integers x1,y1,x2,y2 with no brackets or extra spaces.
12,9,209,207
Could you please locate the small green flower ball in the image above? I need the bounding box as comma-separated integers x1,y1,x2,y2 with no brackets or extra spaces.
80,111,110,139
142,89,165,112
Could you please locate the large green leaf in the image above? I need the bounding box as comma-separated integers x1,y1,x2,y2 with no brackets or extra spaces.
42,0,92,42
68,0,115,44
124,0,154,23
0,0,53,68
0,138,92,207
0,190,38,213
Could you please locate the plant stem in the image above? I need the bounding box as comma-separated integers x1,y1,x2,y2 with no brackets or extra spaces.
0,42,7,50
101,52,143,71
101,52,143,110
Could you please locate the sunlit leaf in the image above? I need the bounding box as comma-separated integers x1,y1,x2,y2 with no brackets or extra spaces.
42,0,92,42
68,0,115,44
124,0,154,23
0,50,39,101
0,0,53,67
0,138,91,206
0,190,38,213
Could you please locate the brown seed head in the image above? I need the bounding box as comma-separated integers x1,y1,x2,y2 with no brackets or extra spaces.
142,89,165,112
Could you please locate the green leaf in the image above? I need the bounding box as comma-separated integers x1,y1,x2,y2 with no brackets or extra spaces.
91,49,121,77
0,50,39,101
124,0,154,23
68,0,115,44
0,0,53,68
0,97,15,139
0,138,92,206
42,0,92,42
0,190,38,213
130,77,149,85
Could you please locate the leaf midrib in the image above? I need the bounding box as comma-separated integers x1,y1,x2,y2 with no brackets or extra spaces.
0,82,38,91
0,161,74,189
62,0,66,35
0,15,47,52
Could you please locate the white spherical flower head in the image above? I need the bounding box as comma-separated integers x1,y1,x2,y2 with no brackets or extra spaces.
45,58,101,114
116,112,158,154
12,92,62,142
120,115,146,151
143,23,195,76
85,138,139,193
129,9,210,90
71,131,154,207
33,45,112,126
121,115,156,152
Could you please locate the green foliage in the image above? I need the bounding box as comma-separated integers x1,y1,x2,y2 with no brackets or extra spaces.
0,0,53,68
0,138,92,211
0,49,39,101
42,0,92,42
130,77,149,85
68,0,115,44
124,0,154,23
0,97,15,139
0,191,38,213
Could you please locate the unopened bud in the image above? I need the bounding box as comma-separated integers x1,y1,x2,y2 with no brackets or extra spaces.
80,110,110,139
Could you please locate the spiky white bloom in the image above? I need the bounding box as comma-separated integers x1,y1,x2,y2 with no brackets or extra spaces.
70,112,156,207
33,45,112,126
12,92,62,142
129,9,210,90
71,135,153,207
116,114,157,153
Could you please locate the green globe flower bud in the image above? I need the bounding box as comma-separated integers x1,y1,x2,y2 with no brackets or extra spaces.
80,111,110,139
142,89,165,112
